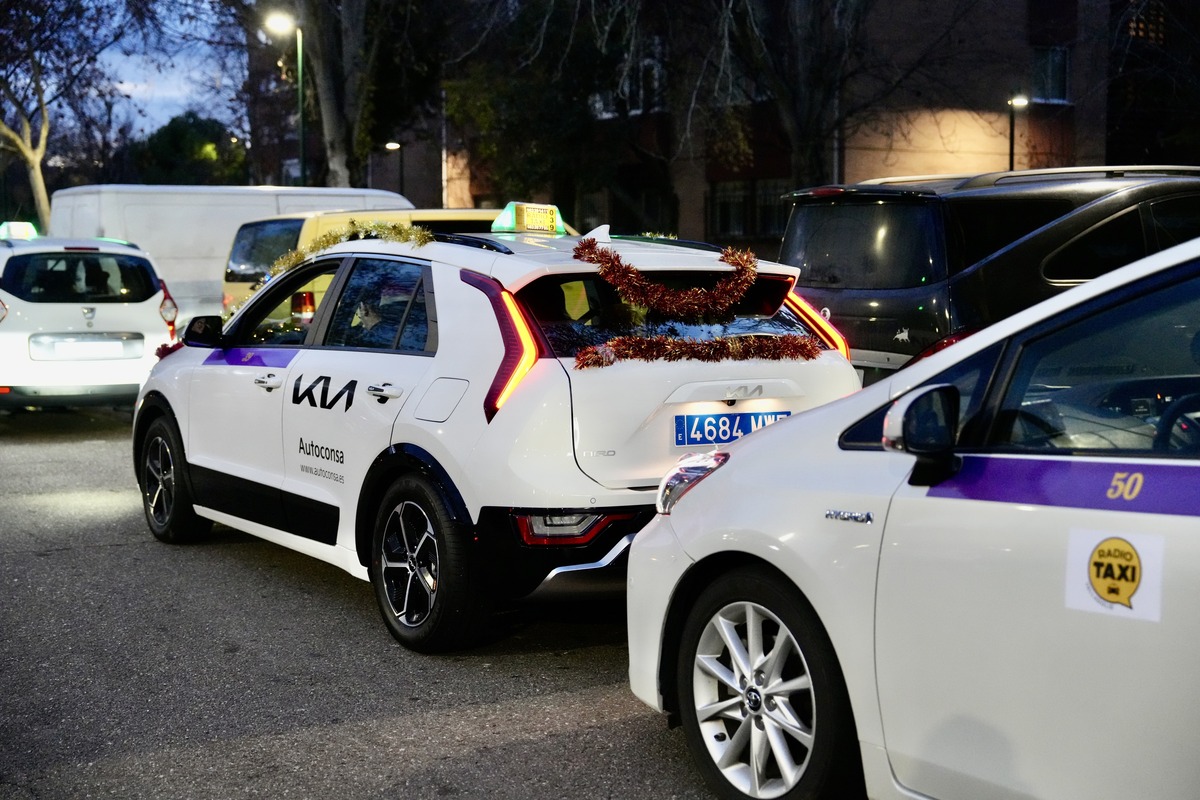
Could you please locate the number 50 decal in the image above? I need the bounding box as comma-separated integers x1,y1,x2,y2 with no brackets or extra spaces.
1106,471,1144,501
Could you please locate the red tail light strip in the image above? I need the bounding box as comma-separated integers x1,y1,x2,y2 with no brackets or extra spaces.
785,288,850,360
515,512,637,546
460,270,545,422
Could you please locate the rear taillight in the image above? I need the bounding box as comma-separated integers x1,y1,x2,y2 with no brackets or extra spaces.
785,289,850,360
158,281,179,340
907,329,977,366
460,270,546,422
291,291,316,323
514,511,636,546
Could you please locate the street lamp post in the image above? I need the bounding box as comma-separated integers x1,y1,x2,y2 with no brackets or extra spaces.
385,141,403,196
266,12,305,186
1008,93,1029,171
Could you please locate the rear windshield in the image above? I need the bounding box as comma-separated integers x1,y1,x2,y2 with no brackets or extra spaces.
226,218,304,279
0,251,159,303
516,272,823,358
781,200,942,290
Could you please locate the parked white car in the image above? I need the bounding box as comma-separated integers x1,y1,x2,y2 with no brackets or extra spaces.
0,235,177,408
131,204,858,653
628,235,1200,799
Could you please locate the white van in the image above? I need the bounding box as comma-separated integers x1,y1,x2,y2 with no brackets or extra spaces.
49,184,412,323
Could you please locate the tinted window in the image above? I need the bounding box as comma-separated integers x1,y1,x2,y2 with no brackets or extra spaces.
782,200,941,290
517,273,819,358
944,198,1074,272
840,342,1004,449
1041,208,1147,282
0,252,158,303
237,262,339,346
324,258,430,352
1148,195,1200,250
226,218,305,280
994,266,1200,454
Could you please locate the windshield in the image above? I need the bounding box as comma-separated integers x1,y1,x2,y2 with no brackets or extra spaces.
226,218,305,279
516,272,822,358
1,252,158,303
780,199,942,290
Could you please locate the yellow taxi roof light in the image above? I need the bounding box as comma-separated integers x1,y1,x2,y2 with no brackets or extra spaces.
0,221,38,239
491,202,567,235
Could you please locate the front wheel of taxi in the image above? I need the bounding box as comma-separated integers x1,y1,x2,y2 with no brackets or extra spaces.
139,416,212,543
369,475,482,653
676,568,864,800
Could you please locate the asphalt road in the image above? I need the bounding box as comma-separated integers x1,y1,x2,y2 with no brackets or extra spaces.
0,406,711,799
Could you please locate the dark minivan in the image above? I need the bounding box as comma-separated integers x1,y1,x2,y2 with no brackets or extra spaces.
779,166,1200,384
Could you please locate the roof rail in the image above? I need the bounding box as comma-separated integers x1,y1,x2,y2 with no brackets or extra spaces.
858,173,977,186
954,165,1200,190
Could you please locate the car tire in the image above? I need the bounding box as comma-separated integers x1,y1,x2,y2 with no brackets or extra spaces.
676,567,863,800
139,416,212,543
369,475,483,653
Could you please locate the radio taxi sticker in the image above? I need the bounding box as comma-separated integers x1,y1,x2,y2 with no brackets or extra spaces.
1065,530,1164,621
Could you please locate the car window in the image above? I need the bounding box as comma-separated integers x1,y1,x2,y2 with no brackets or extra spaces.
517,273,822,358
839,342,1005,450
237,262,339,346
782,200,942,290
323,258,430,352
1148,194,1200,250
226,218,305,279
1041,207,1147,283
993,266,1200,455
0,252,158,303
943,197,1074,274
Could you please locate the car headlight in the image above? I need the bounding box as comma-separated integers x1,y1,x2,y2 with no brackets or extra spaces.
656,451,729,515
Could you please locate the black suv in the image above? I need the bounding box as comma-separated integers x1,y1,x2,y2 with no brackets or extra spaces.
779,166,1200,384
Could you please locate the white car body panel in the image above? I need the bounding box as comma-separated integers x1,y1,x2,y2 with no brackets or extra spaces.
0,237,173,405
627,237,1200,799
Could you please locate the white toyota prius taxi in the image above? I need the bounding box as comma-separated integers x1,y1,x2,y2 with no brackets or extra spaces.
131,203,858,653
627,235,1200,799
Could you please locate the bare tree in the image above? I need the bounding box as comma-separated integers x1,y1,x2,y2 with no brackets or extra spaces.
0,0,158,230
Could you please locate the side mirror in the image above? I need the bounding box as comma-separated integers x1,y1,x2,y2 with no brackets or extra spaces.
181,315,225,348
883,384,961,485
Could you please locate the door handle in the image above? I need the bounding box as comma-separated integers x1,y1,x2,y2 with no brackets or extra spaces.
254,373,283,392
367,383,403,403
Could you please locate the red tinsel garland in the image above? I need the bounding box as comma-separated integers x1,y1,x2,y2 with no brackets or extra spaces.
575,334,824,369
573,238,757,318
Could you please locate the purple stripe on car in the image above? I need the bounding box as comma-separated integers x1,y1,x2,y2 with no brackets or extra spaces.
201,348,299,368
928,455,1200,517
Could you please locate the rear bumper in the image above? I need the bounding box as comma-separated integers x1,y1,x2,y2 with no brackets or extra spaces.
475,505,656,599
0,384,141,408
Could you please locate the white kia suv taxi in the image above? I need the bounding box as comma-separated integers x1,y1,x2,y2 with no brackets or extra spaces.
0,234,177,408
131,204,858,652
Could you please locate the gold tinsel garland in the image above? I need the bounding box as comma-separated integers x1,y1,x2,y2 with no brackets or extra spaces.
571,237,821,369
225,220,434,317
270,220,434,274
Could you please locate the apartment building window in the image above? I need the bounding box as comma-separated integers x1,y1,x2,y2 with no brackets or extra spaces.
1032,47,1070,103
711,179,792,240
756,180,791,238
712,181,749,238
1125,0,1166,44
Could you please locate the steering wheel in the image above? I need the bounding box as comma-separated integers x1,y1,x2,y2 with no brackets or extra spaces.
1153,393,1200,452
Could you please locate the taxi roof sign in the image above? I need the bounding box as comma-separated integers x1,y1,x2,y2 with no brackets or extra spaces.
491,202,566,235
0,221,38,239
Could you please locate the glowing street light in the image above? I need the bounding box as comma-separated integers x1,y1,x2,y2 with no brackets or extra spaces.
1008,93,1029,171
266,11,305,186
